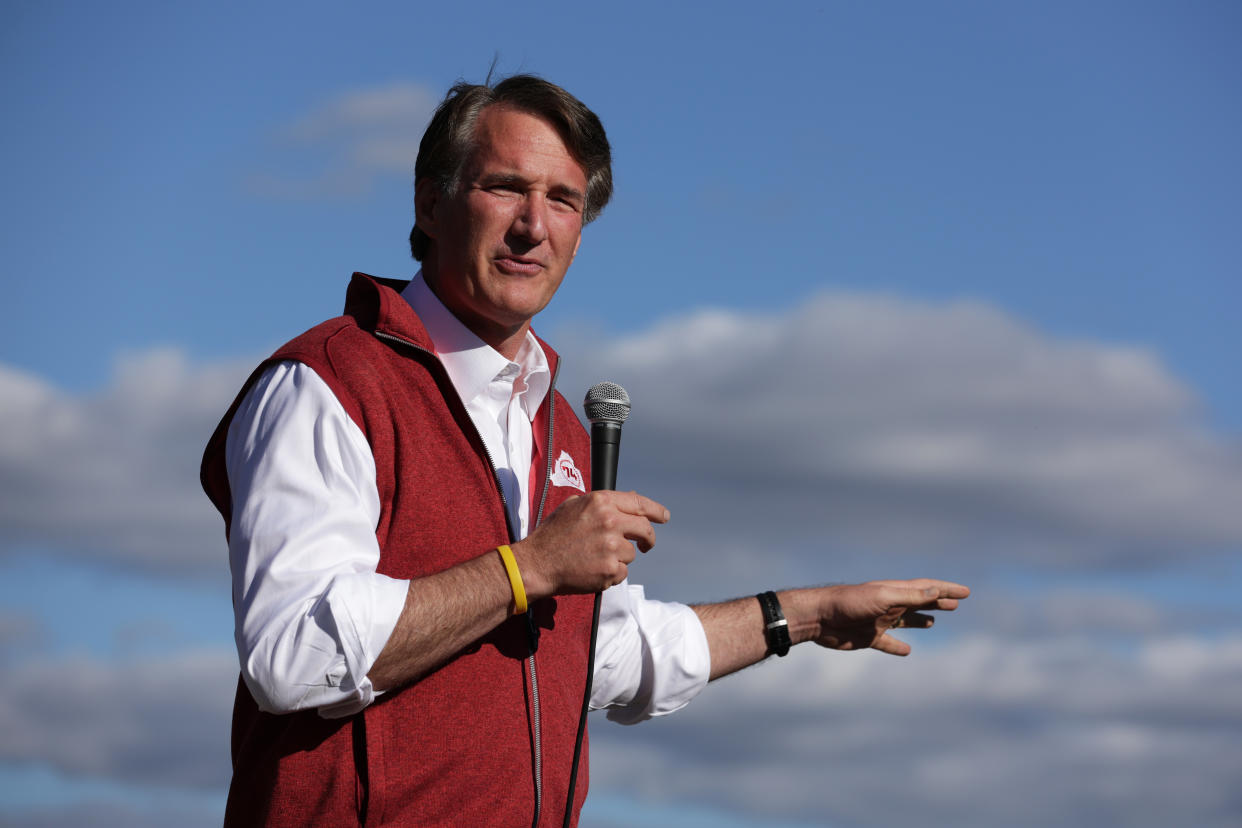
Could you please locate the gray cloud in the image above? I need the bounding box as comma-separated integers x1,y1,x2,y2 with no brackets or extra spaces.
1,803,222,828
0,349,254,575
0,609,46,655
587,630,1242,828
961,586,1171,638
4,630,1238,828
0,648,235,790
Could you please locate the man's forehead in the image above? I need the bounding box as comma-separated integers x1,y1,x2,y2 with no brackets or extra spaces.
467,105,588,184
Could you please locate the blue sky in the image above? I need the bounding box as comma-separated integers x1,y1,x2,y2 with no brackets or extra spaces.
2,2,1240,826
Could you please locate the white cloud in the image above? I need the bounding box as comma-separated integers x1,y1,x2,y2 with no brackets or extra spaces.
246,81,438,199
555,293,1242,588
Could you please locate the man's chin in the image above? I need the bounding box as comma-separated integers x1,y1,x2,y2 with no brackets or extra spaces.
487,283,560,319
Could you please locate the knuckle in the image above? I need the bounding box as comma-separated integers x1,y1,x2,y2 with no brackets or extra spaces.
588,492,613,516
606,559,627,583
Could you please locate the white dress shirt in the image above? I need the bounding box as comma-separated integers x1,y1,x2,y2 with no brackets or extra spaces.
225,274,710,722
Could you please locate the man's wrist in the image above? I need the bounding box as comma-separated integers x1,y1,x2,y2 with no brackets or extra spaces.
769,587,827,647
506,539,550,602
496,545,528,614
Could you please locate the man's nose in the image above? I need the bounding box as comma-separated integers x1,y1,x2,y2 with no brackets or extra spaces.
511,195,549,244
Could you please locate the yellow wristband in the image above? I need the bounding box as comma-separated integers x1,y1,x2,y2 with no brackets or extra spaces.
497,545,528,614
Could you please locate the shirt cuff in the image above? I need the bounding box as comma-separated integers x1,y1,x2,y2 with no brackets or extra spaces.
310,572,410,719
590,581,711,724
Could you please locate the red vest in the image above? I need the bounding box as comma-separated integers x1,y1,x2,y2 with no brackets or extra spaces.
201,273,595,827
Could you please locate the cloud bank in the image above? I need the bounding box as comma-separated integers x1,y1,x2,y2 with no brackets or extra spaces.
567,293,1242,592
3,291,1240,826
3,628,1237,828
587,627,1242,828
4,292,1240,583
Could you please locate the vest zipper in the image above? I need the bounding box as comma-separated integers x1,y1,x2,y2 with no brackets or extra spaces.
527,358,558,828
373,328,559,828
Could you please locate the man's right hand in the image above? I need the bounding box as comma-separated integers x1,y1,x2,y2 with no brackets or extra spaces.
511,491,670,598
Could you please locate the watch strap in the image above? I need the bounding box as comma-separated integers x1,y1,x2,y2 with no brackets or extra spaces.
757,590,791,657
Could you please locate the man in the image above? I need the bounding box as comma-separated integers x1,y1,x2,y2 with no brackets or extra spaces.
201,74,969,827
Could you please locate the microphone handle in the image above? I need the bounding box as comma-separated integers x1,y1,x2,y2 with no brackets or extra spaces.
590,421,622,491
566,420,622,826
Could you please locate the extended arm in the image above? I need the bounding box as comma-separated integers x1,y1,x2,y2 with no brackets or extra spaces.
693,580,970,681
229,364,961,716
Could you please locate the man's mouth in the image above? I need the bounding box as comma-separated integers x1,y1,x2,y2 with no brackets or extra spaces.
495,255,543,276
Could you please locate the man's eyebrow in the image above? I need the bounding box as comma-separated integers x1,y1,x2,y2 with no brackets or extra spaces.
549,183,586,203
478,171,528,187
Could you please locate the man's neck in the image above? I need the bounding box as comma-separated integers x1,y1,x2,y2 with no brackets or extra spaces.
421,274,530,361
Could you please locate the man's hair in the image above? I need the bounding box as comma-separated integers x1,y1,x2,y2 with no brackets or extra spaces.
409,74,613,262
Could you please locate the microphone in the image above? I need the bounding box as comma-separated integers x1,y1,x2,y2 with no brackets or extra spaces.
583,381,631,492
564,381,631,827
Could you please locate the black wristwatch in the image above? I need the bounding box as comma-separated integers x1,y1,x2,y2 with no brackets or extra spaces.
757,591,791,657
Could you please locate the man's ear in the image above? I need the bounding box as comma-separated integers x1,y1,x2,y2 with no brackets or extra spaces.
571,232,582,262
414,178,440,239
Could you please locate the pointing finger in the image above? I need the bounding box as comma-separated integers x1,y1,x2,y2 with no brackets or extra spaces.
610,490,670,523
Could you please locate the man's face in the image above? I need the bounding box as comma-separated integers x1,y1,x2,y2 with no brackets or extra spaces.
417,105,588,356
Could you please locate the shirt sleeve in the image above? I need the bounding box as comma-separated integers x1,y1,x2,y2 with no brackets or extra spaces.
225,360,410,719
589,580,711,724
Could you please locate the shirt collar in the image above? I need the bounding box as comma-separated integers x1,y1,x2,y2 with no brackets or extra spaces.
401,272,550,421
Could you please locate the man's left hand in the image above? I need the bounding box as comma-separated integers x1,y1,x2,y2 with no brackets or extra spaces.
804,579,971,656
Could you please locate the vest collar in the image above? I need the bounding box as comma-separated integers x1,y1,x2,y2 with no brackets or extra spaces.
344,271,562,379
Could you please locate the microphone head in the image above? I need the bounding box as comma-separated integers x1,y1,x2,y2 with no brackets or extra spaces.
584,381,631,425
